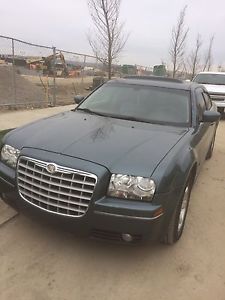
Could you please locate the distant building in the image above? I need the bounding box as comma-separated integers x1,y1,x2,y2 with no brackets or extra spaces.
122,64,137,75
153,65,167,77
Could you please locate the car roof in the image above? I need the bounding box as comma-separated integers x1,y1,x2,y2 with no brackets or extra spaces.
107,76,200,91
196,71,225,76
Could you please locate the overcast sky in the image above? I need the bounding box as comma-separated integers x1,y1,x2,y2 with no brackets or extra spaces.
0,0,224,69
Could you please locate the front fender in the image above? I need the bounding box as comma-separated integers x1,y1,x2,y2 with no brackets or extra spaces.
151,140,197,194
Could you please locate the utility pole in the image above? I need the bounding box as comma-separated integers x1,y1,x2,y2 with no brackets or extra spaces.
52,46,56,106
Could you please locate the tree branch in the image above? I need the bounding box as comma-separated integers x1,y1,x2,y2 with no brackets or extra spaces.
87,0,128,79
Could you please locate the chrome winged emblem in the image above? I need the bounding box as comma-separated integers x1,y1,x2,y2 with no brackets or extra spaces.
46,163,57,174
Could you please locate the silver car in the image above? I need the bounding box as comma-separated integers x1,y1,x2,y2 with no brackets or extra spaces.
193,72,225,115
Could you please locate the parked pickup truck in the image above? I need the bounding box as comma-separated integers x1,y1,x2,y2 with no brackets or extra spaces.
193,72,225,116
0,76,220,244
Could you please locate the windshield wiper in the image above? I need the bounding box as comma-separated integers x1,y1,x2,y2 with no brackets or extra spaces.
105,114,172,125
77,109,167,125
114,115,144,122
105,113,153,123
77,109,147,123
76,108,107,117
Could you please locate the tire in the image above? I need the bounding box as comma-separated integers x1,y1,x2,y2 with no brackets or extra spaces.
162,179,192,245
206,134,215,160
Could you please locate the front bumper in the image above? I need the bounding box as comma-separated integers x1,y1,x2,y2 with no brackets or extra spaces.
1,189,165,241
0,152,181,242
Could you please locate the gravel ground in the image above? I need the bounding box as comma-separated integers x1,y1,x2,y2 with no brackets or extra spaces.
0,108,225,300
0,66,46,108
0,65,92,108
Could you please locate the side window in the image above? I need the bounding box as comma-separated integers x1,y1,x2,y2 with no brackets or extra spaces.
196,89,206,122
203,92,212,110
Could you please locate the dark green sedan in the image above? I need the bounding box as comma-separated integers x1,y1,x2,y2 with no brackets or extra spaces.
0,76,220,244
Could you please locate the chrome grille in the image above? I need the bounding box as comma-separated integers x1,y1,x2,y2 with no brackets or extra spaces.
17,156,97,217
210,94,225,101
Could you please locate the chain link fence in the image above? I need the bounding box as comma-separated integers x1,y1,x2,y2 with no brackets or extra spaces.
0,35,106,109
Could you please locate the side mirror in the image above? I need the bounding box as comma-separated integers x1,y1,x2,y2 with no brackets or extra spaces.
202,110,220,123
74,95,85,104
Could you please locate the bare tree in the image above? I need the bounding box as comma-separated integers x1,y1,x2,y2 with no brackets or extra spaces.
87,0,128,79
169,6,189,78
202,35,214,71
180,58,189,78
188,34,202,79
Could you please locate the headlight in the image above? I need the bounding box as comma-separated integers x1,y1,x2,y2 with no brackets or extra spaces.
1,144,20,168
107,174,156,201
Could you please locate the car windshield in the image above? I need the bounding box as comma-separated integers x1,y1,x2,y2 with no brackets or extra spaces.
78,83,190,126
193,74,225,85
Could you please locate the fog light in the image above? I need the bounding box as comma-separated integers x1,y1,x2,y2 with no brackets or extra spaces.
1,193,7,200
121,233,133,242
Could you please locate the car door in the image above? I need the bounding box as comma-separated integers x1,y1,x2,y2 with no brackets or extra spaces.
193,88,212,168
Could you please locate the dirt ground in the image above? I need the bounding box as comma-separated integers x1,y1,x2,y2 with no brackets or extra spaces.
0,107,225,300
0,65,92,108
25,75,93,105
0,66,46,108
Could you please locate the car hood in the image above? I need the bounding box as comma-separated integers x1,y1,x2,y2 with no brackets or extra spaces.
203,84,225,94
6,111,188,176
